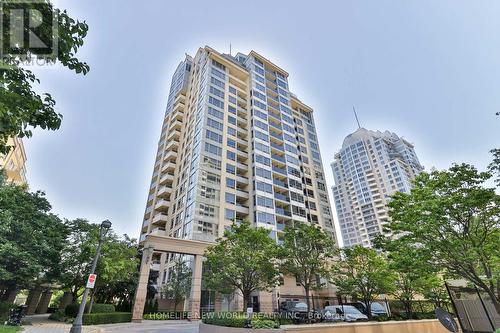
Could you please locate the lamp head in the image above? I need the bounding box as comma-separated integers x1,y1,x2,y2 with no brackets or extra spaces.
101,220,112,229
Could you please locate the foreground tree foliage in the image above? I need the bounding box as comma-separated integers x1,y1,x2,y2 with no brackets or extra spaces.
204,221,280,308
59,219,138,305
387,157,500,314
331,246,395,320
0,0,89,154
0,180,66,300
376,236,441,318
280,223,336,313
161,258,192,312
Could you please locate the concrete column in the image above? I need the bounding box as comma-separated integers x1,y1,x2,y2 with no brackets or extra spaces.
188,254,203,319
59,291,73,310
131,249,153,322
36,290,53,314
25,288,43,315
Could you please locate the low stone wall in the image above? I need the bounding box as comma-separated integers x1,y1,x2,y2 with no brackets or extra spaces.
200,319,452,333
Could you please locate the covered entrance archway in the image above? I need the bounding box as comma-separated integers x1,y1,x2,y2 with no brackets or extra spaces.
132,234,211,322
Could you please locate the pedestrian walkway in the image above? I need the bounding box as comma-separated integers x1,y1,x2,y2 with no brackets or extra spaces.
21,314,198,333
23,314,101,333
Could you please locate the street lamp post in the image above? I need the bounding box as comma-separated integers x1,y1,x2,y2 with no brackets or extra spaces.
69,220,112,333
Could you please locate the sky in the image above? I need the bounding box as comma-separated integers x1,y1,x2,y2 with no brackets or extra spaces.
26,0,500,242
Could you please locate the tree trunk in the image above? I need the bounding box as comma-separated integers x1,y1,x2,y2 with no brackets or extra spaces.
305,287,310,313
87,288,96,314
364,300,372,320
243,292,251,312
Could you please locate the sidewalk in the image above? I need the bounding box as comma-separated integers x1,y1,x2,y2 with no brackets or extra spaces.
23,314,101,333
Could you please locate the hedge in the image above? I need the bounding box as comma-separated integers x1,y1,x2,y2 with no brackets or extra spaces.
82,312,132,325
202,313,283,328
65,303,115,317
143,311,190,320
0,301,18,322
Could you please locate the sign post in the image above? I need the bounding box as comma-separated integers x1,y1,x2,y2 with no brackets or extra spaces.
86,274,97,289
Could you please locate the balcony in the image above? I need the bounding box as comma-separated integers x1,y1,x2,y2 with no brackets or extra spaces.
235,204,249,214
169,119,182,131
271,154,286,164
270,142,285,152
270,131,283,142
161,162,176,173
154,199,169,212
275,207,292,217
272,166,287,176
163,151,178,162
171,109,184,121
152,213,168,224
269,121,282,130
273,179,288,189
165,139,179,151
274,192,290,202
159,173,174,185
236,189,249,198
167,129,180,141
157,186,172,198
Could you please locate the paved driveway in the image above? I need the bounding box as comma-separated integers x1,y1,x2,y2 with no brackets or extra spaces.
98,321,199,333
23,315,199,333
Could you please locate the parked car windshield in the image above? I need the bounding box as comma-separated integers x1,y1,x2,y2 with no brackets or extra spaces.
371,302,385,311
342,306,362,315
294,302,307,309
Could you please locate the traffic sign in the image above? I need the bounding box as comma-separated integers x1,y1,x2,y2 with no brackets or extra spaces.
86,274,97,289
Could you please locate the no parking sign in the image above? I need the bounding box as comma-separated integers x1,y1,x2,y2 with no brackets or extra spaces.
86,274,97,288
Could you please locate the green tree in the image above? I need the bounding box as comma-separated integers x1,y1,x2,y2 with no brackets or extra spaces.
387,161,500,314
161,258,192,312
59,219,138,304
331,246,395,320
0,181,67,300
0,0,89,154
90,234,138,309
203,221,280,308
377,237,438,318
280,223,336,313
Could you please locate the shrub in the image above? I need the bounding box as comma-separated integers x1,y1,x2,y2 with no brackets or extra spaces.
0,301,16,322
143,311,190,320
202,313,247,327
202,313,283,328
252,318,279,329
64,303,115,317
64,303,80,317
48,310,67,322
82,312,132,325
89,304,115,314
374,315,390,322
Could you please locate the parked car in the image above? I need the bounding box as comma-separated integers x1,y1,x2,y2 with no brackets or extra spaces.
279,301,320,324
321,305,368,322
345,301,388,317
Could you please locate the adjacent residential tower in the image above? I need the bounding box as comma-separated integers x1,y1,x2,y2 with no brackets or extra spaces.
331,128,423,248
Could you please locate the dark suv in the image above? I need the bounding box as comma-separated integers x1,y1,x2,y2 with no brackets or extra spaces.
279,301,320,324
344,301,388,317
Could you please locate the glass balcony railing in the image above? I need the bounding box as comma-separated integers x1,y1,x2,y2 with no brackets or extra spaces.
273,179,288,188
274,193,290,202
275,207,292,217
272,166,287,175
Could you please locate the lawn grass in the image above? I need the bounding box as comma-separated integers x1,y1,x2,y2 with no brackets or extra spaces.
0,326,22,333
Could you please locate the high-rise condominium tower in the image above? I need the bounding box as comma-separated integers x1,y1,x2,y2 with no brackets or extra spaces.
331,128,423,248
139,46,337,309
0,137,27,185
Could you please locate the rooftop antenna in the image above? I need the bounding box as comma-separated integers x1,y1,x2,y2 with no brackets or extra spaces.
229,43,232,56
353,106,361,129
